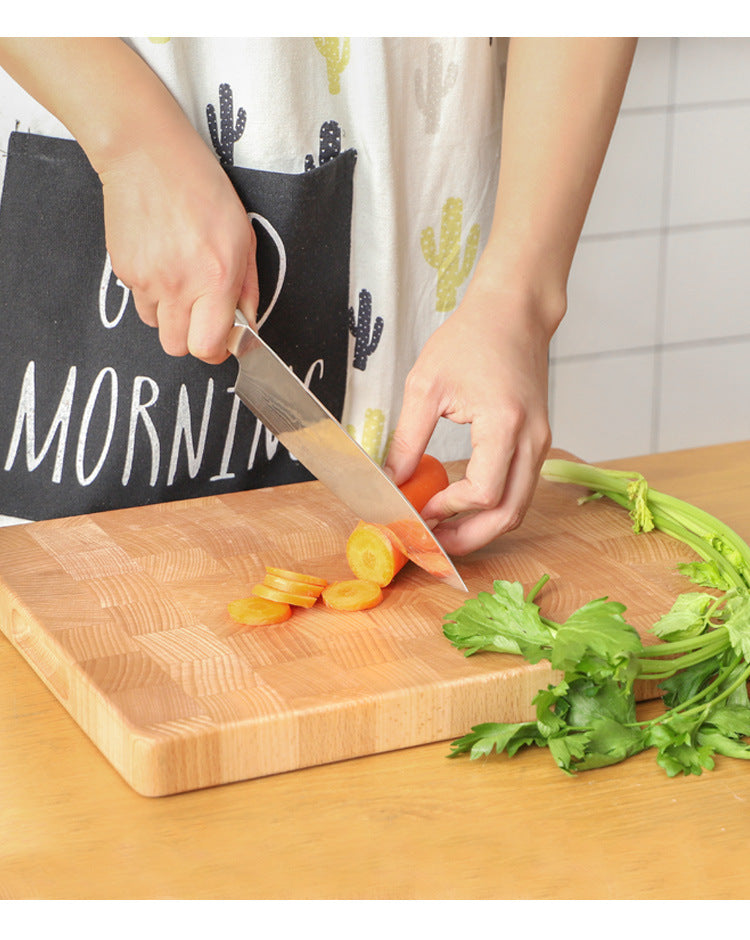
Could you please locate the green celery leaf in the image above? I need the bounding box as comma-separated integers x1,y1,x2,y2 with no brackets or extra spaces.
658,652,727,708
655,743,715,777
574,718,646,770
532,681,570,737
448,721,546,759
652,592,717,642
646,713,715,777
697,730,750,760
677,560,735,591
547,732,591,773
443,578,554,660
550,598,642,680
702,704,750,738
724,594,750,660
564,676,637,729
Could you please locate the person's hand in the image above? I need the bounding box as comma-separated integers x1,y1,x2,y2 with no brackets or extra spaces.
384,277,560,555
98,120,259,363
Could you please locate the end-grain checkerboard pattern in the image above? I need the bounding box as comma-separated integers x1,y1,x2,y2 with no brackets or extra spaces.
0,457,691,795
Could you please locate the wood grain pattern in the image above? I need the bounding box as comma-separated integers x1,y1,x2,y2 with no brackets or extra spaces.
0,452,694,796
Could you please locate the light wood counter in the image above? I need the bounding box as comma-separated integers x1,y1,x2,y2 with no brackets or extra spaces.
3,441,750,900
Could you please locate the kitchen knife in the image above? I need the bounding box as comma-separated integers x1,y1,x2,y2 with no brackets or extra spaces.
228,312,467,592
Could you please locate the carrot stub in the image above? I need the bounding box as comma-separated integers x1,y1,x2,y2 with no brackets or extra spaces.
397,453,449,512
227,596,292,626
322,579,384,611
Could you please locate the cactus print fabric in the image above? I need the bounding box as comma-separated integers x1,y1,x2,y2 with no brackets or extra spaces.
0,38,506,523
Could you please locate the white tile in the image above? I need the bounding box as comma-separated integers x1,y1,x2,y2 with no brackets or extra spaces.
622,38,673,110
657,340,750,451
553,233,661,358
583,111,667,236
549,352,655,463
669,104,750,227
675,38,750,104
663,225,750,344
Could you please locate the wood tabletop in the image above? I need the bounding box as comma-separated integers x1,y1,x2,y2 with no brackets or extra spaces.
3,440,750,900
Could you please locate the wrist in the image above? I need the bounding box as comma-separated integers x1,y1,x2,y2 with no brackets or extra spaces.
468,242,568,341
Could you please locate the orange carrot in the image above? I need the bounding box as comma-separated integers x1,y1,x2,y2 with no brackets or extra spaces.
346,521,407,587
322,579,383,611
264,566,327,588
263,573,325,597
398,453,449,512
252,583,319,608
345,454,449,586
227,595,292,626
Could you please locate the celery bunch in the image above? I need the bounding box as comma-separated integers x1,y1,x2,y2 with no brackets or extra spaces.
444,459,750,776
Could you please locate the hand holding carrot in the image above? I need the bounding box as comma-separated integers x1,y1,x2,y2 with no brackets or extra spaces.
385,275,557,556
386,38,635,556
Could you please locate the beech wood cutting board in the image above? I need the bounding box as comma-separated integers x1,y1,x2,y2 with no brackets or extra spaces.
0,452,693,796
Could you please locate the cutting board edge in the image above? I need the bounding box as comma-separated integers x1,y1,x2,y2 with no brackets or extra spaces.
0,596,556,797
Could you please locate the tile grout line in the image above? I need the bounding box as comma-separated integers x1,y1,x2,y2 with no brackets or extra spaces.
580,216,750,244
550,331,750,366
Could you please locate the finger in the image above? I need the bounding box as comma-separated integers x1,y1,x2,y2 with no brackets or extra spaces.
384,377,441,486
130,288,158,329
431,436,546,555
156,299,191,357
187,292,237,364
237,228,260,330
421,413,515,522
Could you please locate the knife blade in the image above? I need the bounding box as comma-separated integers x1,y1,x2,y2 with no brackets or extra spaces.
227,313,467,592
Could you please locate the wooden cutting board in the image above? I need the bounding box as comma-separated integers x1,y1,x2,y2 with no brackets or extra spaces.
0,452,693,796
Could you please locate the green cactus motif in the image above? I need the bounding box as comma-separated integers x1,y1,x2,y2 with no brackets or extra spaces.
420,198,480,312
314,38,351,95
415,42,457,134
346,408,392,464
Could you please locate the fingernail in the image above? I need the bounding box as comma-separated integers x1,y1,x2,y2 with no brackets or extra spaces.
423,518,439,530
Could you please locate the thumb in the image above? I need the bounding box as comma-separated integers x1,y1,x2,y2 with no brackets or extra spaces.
237,243,260,331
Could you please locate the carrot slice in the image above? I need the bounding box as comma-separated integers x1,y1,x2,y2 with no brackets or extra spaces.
322,579,383,611
346,521,407,587
252,582,318,608
264,566,327,588
263,573,324,597
398,454,449,512
227,596,292,626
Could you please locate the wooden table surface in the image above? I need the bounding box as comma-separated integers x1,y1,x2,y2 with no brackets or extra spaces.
3,440,750,901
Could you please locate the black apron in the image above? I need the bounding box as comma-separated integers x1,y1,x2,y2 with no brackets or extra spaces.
0,130,356,520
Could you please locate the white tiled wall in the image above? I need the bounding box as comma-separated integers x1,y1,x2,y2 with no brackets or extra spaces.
549,37,750,462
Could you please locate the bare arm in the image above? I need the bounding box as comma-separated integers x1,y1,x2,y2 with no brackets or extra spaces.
0,37,258,361
385,37,637,554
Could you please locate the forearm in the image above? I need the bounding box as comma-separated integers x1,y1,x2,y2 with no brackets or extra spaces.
0,37,257,362
477,37,637,330
0,37,196,174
